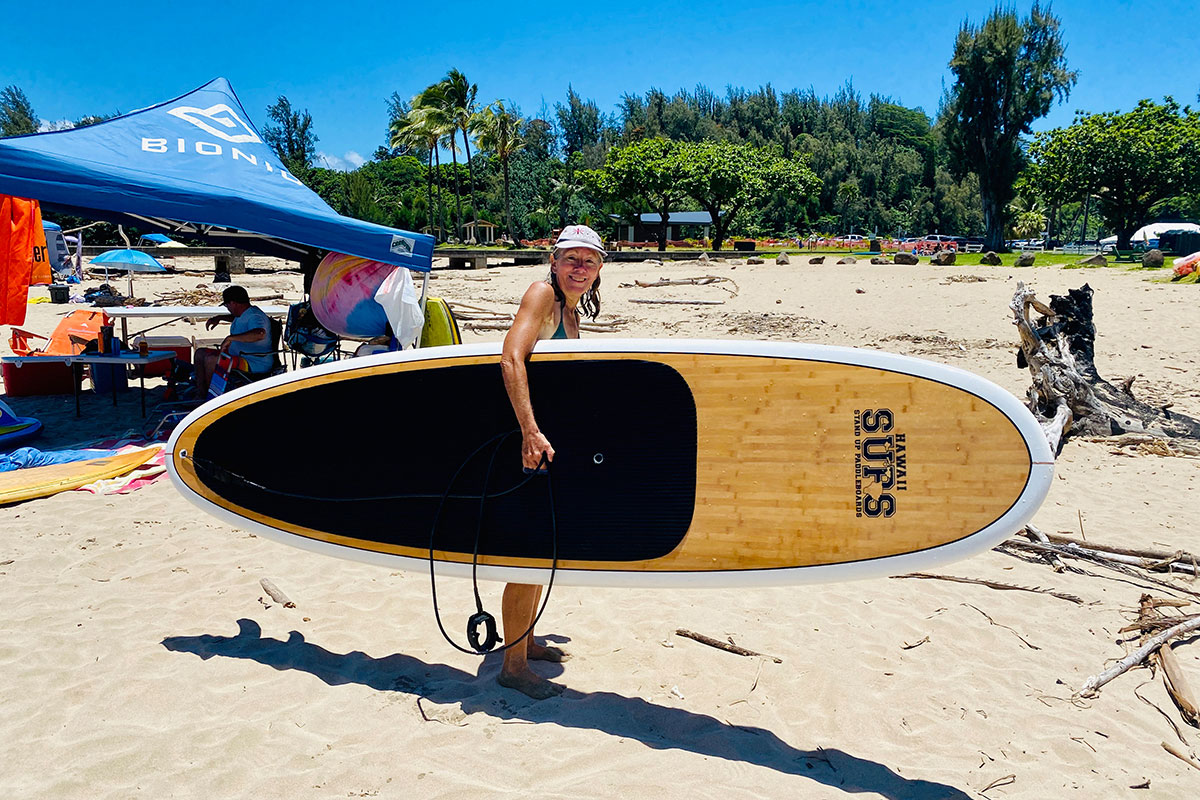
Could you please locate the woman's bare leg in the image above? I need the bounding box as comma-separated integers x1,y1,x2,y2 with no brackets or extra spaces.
499,583,562,699
524,585,568,662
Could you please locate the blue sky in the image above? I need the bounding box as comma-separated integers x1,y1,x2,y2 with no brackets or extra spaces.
3,0,1197,170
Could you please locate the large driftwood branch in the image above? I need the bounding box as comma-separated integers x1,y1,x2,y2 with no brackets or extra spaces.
1010,282,1200,450
1138,595,1200,729
1077,615,1200,697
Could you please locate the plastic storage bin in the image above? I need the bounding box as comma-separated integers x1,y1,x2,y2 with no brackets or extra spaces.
1,360,77,396
131,335,191,378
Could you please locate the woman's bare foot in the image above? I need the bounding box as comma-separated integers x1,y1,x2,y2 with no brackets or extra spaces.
527,642,570,662
498,668,564,700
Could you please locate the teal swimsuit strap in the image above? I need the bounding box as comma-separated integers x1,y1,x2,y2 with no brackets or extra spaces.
551,295,572,340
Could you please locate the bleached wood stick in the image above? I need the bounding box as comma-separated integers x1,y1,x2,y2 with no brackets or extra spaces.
1041,533,1200,564
629,299,725,305
1118,614,1199,634
1098,434,1200,457
1158,642,1200,727
446,301,495,313
893,572,1084,604
1007,540,1200,578
1161,741,1200,771
675,629,782,663
260,578,295,608
1077,616,1200,697
1024,525,1065,572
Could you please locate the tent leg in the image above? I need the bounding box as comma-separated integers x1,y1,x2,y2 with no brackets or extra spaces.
415,270,430,350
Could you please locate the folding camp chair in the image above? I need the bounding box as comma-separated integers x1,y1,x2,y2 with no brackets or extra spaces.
283,300,340,369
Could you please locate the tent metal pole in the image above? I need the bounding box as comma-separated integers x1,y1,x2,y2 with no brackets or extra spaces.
415,269,430,349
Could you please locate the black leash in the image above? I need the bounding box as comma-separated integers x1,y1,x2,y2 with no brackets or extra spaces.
427,433,559,655
185,433,560,655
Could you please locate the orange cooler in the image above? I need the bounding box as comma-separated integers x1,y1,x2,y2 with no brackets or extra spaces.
131,335,191,377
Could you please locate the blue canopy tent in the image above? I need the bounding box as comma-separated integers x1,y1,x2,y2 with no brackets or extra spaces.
0,78,434,275
139,233,170,243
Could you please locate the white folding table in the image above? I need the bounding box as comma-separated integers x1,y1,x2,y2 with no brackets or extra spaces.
1,351,177,417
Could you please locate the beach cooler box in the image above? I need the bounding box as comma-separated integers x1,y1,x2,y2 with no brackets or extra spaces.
1,360,77,397
90,357,129,395
131,335,191,378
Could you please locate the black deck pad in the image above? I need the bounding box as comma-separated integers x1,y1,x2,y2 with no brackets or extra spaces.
192,359,698,562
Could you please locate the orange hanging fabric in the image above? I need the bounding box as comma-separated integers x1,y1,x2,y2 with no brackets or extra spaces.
29,200,52,286
1,194,33,326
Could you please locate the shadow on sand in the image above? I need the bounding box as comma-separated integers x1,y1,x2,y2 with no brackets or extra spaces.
163,619,969,799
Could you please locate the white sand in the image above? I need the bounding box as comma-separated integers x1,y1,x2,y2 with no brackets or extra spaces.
2,255,1199,798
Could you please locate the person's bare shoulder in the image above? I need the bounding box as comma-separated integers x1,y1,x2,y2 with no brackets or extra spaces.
519,280,556,308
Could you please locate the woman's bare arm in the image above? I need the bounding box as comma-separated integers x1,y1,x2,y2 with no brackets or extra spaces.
501,282,555,469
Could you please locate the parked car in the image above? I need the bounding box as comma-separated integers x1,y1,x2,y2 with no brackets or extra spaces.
1100,241,1147,254
917,234,959,253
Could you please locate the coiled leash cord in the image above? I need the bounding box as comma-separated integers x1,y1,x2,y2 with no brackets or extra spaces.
427,431,559,655
182,435,559,656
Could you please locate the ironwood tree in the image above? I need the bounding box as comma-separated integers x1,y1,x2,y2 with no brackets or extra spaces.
1026,98,1200,250
262,95,319,177
676,141,820,249
941,3,1077,252
0,85,38,137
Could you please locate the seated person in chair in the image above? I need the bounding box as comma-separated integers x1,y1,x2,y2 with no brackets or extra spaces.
194,285,273,395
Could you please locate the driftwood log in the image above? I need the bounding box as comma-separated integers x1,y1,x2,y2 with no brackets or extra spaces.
1077,615,1200,697
1011,282,1200,451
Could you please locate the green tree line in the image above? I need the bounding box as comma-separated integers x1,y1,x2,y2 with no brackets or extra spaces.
5,3,1198,251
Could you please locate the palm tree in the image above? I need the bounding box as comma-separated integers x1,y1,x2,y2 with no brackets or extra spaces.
408,85,458,241
440,69,480,242
440,122,464,239
390,108,439,235
551,172,582,228
472,101,524,242
1008,195,1048,240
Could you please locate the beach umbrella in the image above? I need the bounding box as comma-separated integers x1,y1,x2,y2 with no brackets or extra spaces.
89,248,168,273
89,248,168,298
138,233,187,248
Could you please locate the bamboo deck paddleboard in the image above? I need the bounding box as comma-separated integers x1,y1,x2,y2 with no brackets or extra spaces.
167,340,1054,587
1,448,157,505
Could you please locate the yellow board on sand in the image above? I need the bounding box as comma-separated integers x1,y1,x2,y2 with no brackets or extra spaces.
0,448,158,505
419,297,462,348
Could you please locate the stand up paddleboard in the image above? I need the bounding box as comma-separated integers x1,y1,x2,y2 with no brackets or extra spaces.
167,340,1054,587
1,448,157,505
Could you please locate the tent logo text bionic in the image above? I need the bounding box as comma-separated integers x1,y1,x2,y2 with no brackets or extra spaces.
141,137,303,188
166,104,261,144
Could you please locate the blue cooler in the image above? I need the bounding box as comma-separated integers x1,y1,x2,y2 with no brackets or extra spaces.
91,338,129,394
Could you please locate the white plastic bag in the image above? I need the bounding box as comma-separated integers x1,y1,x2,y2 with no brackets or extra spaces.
373,267,424,349
1173,250,1200,270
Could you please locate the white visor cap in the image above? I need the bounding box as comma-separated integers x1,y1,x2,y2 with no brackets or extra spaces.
554,224,607,257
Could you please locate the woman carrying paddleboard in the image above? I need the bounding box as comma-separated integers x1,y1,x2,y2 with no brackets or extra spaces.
498,224,605,699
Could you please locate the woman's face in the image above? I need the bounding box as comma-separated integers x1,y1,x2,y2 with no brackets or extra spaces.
553,247,603,294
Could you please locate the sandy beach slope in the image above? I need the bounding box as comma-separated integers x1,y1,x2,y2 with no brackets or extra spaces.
2,254,1198,798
